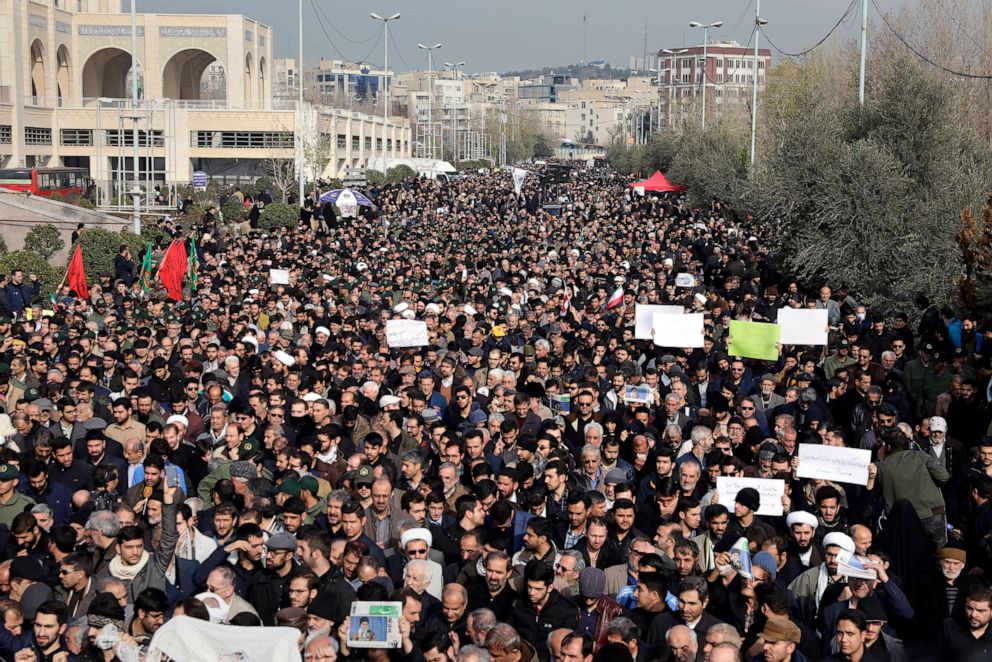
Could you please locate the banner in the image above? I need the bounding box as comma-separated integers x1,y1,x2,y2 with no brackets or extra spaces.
385,320,429,348
728,320,781,361
716,477,785,517
623,384,654,405
778,308,829,346
512,167,530,196
796,443,872,485
652,312,705,348
634,304,683,340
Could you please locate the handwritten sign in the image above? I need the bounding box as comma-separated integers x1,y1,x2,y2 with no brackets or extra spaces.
716,477,785,517
385,320,429,348
796,443,872,485
728,320,781,361
653,312,705,348
269,269,290,285
778,308,829,346
635,304,683,340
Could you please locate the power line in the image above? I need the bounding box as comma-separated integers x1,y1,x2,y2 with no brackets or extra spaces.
311,0,380,45
871,0,992,79
760,0,859,58
724,0,755,36
388,25,422,71
308,0,352,62
931,0,992,61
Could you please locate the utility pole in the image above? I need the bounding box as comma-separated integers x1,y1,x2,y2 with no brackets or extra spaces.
418,43,442,161
859,0,868,106
130,0,140,234
750,0,766,164
689,20,723,131
297,0,305,207
371,13,401,174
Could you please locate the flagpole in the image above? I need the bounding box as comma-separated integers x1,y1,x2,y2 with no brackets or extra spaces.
54,242,81,298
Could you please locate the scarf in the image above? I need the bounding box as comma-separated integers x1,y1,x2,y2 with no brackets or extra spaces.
110,550,150,581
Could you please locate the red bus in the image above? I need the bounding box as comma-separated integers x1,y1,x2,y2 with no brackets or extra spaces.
0,167,88,197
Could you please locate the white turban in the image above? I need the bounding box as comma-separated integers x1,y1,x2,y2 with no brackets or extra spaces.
400,528,433,549
166,415,189,428
823,532,855,554
274,350,296,367
315,326,330,337
786,511,818,530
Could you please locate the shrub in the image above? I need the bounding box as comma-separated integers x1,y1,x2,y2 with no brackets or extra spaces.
259,202,298,231
221,199,246,225
0,234,9,256
366,170,385,186
76,228,132,280
0,251,60,301
24,224,65,260
386,165,417,183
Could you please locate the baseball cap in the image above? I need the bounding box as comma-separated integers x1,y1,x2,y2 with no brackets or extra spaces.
354,465,375,486
238,440,261,461
0,463,19,480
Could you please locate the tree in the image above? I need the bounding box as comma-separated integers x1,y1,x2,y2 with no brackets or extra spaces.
261,158,296,203
258,203,299,231
748,56,992,313
533,134,554,158
24,224,64,260
957,193,992,317
386,165,416,183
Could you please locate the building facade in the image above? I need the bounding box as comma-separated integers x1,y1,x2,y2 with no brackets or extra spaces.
0,0,411,197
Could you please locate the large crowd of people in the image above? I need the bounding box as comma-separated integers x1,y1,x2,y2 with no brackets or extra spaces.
0,163,988,661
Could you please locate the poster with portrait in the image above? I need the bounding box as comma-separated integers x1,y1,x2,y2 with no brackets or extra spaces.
348,602,403,649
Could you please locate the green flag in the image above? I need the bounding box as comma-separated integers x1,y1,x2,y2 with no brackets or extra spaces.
187,237,199,292
139,242,154,291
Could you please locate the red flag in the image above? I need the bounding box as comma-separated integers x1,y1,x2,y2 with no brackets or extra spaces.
66,244,88,300
606,286,624,310
158,240,186,301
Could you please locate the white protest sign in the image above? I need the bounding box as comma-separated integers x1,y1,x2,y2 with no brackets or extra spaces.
269,269,290,285
635,304,683,340
652,312,705,348
778,308,829,346
385,320,429,348
623,384,654,405
796,443,872,485
716,477,785,517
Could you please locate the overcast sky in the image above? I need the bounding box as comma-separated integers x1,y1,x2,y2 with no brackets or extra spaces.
137,0,907,73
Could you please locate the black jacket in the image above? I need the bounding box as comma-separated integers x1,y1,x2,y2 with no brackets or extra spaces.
510,589,578,662
248,565,295,625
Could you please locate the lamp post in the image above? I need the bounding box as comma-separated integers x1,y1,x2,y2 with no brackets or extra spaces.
418,43,442,161
130,0,140,233
298,0,305,207
371,13,401,175
858,0,868,106
660,48,687,130
688,20,722,130
750,3,768,164
444,61,465,162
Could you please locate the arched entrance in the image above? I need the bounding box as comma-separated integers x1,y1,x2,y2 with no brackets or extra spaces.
82,48,143,99
30,40,47,102
57,46,70,103
162,48,225,101
244,53,254,104
259,57,268,102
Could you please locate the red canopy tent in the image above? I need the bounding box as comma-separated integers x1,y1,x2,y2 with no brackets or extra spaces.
628,170,687,193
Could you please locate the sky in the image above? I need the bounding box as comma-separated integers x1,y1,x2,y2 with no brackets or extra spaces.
136,0,909,74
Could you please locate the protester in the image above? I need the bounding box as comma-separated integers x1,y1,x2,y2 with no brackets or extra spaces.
0,164,985,661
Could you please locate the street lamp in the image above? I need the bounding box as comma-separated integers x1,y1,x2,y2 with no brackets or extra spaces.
444,61,465,161
418,42,442,160
371,12,401,174
750,6,768,164
688,20,722,130
661,48,688,130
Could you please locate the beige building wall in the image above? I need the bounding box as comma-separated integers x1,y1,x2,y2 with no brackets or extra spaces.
0,1,410,185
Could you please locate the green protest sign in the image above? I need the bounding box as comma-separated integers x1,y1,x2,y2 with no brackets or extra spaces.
728,320,781,361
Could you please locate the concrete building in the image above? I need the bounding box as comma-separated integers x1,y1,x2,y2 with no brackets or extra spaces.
656,41,771,128
0,0,411,199
314,59,391,105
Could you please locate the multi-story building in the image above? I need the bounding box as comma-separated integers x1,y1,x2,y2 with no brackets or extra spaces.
313,59,391,105
656,41,772,128
0,0,411,195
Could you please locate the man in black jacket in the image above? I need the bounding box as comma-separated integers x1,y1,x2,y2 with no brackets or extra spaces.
511,560,578,662
247,531,296,625
939,584,992,660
